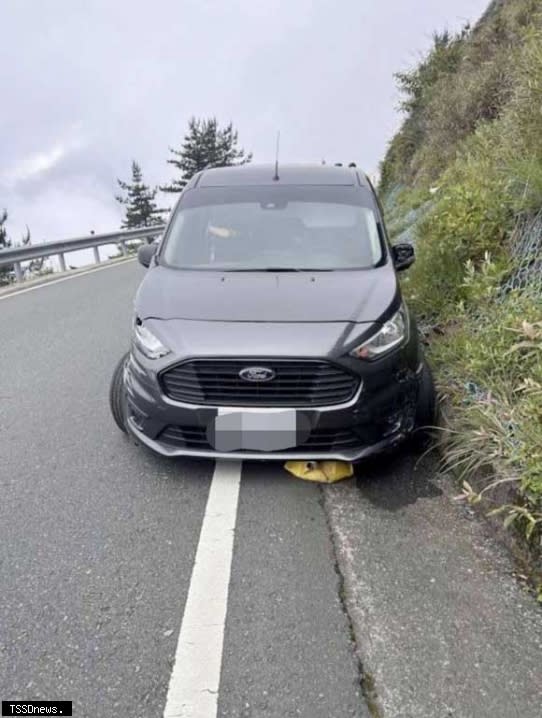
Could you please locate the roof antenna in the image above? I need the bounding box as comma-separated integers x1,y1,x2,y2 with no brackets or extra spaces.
273,131,280,181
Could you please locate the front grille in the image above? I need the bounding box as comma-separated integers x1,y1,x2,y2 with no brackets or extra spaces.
160,359,359,407
159,425,362,453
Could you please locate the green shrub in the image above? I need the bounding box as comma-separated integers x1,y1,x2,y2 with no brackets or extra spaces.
381,0,542,559
432,290,542,546
404,136,511,319
380,0,542,197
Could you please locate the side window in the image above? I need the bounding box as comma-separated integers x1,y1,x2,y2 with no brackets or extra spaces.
366,179,388,235
363,209,382,264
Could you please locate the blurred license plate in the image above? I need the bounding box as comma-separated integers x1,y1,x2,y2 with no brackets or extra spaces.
209,408,298,452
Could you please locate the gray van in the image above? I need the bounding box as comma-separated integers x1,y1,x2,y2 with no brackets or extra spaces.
109,164,435,460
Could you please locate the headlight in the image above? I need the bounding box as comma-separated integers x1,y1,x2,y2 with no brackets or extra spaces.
350,306,408,360
133,321,171,359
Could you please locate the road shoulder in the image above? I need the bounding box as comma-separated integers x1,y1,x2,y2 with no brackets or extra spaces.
324,450,542,718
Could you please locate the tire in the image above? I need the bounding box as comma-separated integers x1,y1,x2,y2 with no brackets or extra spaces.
413,357,437,445
109,352,129,433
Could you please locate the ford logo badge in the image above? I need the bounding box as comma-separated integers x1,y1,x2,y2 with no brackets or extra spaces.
239,366,276,383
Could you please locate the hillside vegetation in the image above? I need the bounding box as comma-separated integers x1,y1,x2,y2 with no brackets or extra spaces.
380,0,542,571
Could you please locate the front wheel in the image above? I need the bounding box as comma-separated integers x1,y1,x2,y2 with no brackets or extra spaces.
413,358,437,444
109,352,129,433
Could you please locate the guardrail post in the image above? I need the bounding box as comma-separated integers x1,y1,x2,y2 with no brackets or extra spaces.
119,241,127,257
58,253,66,273
14,261,23,282
93,246,100,264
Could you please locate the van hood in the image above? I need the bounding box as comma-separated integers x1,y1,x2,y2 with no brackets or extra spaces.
135,265,399,324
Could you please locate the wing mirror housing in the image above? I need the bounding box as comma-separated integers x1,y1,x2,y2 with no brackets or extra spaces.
138,242,158,268
392,243,415,271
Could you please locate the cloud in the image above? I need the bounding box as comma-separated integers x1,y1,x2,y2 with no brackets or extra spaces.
1,136,85,189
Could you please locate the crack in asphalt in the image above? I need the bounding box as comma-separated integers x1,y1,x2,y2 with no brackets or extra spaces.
319,485,383,718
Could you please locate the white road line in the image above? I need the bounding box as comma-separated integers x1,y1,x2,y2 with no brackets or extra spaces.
0,258,136,302
163,460,242,718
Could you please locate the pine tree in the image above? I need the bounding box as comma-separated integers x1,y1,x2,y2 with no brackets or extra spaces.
160,117,252,193
0,210,13,285
0,214,41,283
21,226,45,273
0,210,9,249
116,161,165,228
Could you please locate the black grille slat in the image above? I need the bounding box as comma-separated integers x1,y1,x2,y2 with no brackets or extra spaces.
166,372,349,383
161,359,359,407
165,375,350,385
165,380,352,391
185,390,352,402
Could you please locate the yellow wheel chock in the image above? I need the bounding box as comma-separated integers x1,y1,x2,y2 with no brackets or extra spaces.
284,460,354,483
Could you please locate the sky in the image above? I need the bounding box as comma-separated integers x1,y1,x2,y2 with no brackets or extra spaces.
1,0,489,252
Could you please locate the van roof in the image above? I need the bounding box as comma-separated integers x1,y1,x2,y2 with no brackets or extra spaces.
190,163,369,188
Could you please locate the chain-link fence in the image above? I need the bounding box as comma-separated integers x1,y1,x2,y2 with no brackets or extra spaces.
502,210,542,295
393,201,433,247
385,181,542,296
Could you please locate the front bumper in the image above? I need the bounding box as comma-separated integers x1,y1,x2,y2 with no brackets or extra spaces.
123,350,422,461
126,417,407,461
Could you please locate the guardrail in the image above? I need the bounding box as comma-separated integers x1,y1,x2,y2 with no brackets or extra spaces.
0,225,166,282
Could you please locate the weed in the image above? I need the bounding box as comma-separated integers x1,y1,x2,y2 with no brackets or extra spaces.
379,0,542,556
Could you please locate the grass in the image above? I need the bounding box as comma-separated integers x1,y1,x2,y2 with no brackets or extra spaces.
378,0,542,573
427,272,542,566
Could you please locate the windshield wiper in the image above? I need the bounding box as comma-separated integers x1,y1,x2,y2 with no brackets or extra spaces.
222,267,335,272
221,267,300,272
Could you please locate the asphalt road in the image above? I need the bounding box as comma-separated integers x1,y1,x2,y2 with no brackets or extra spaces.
1,261,541,718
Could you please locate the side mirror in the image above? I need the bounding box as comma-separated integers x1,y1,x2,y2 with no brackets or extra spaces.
138,243,158,268
392,243,415,271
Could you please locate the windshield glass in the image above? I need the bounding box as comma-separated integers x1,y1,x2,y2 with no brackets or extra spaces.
162,186,383,271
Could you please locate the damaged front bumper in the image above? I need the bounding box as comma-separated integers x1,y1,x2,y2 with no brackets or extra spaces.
126,417,408,461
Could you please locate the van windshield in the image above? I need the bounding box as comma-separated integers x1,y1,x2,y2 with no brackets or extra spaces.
161,186,384,271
